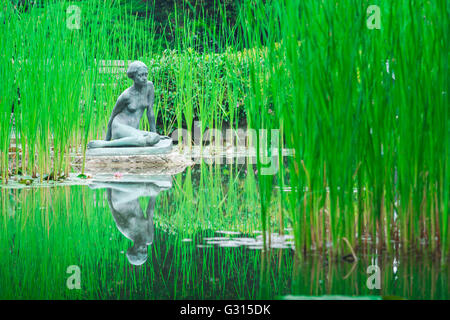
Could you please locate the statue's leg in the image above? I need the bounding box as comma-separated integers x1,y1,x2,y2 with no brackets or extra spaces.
143,132,160,146
88,122,161,149
87,137,146,149
101,134,160,147
112,122,146,139
94,136,148,148
112,122,160,146
87,140,107,148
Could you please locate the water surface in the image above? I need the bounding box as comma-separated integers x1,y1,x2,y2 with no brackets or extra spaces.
0,164,447,299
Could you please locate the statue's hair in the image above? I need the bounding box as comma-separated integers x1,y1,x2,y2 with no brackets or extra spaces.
126,246,148,266
126,61,148,80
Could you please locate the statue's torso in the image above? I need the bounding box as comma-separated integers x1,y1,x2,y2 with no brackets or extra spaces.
113,82,153,129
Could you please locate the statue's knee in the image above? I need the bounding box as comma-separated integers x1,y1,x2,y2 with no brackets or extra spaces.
136,135,147,146
146,133,160,146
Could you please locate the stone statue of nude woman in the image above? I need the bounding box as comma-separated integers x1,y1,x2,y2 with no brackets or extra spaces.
88,61,169,149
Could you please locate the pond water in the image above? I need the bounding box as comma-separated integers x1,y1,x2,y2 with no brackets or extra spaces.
0,164,448,299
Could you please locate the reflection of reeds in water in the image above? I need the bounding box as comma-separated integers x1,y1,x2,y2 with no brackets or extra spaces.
0,165,448,299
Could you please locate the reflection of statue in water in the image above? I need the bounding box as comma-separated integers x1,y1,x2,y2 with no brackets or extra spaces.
88,61,170,149
90,179,169,265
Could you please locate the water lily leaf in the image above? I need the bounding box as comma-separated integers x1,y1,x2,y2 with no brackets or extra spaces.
18,176,33,185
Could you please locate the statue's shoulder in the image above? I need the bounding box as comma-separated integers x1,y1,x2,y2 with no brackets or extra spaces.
118,88,131,101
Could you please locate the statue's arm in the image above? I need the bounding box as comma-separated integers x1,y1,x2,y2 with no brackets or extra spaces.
147,82,156,133
106,93,127,141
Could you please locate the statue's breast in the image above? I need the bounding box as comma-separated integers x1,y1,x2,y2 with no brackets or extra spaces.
127,98,147,113
127,101,140,112
125,87,151,114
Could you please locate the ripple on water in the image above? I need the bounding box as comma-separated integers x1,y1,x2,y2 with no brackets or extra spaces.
216,230,241,235
202,231,296,250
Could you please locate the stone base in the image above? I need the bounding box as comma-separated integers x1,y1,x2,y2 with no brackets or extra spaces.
86,138,172,157
73,150,194,176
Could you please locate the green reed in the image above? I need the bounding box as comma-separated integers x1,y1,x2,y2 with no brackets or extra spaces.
237,0,448,257
0,11,15,184
0,0,160,179
1,0,243,176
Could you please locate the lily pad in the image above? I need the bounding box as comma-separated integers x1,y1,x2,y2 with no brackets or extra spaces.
18,176,33,185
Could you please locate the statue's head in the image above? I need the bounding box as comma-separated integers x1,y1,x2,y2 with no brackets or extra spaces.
127,61,148,85
126,242,148,266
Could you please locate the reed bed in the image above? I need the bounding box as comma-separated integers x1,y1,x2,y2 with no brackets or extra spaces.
1,0,245,175
237,0,448,258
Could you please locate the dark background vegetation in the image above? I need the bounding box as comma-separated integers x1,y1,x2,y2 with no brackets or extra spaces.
11,0,242,51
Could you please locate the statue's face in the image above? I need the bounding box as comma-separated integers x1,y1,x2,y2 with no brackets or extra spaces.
134,68,148,85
